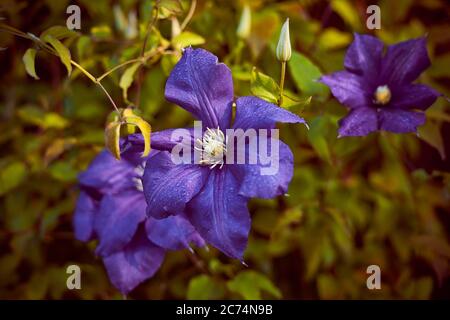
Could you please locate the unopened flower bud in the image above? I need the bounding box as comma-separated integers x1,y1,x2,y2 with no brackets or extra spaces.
276,18,291,62
236,5,251,40
171,16,181,39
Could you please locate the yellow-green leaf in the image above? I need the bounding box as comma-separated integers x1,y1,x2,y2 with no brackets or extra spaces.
281,92,312,110
250,67,279,104
119,62,141,102
418,121,445,160
90,25,112,39
159,0,183,18
289,51,328,97
308,116,332,164
22,48,39,80
331,0,361,30
123,115,151,157
187,275,226,300
227,271,282,300
172,31,205,49
318,28,352,50
40,25,77,40
43,35,72,76
0,162,27,196
105,121,122,160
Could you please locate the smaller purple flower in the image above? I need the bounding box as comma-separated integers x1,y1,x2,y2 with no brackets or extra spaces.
74,136,204,295
320,33,440,137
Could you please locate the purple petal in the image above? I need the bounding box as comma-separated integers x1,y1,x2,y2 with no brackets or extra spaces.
187,168,251,260
338,107,378,137
390,84,440,110
165,47,234,129
143,151,209,219
94,191,147,257
230,138,294,199
146,214,205,251
151,128,195,152
344,33,384,78
119,135,152,167
78,150,135,194
73,191,97,242
379,109,425,133
381,37,431,85
233,96,306,131
320,71,370,109
103,226,165,295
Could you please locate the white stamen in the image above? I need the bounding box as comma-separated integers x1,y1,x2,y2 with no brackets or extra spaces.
133,161,146,192
195,127,227,169
374,85,391,105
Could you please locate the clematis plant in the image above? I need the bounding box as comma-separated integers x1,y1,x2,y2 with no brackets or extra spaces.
142,48,307,261
74,136,204,295
320,33,440,137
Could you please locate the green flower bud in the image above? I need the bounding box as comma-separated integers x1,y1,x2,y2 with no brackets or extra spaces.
236,5,251,40
276,18,291,62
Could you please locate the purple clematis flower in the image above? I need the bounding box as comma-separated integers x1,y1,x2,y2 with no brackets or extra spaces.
74,136,204,295
141,48,306,261
320,33,440,137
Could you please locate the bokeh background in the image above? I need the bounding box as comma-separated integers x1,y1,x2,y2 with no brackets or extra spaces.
1,0,450,299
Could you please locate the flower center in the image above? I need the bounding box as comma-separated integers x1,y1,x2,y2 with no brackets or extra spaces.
195,127,227,169
374,85,391,105
132,162,146,192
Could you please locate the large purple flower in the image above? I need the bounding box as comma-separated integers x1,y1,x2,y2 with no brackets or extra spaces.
74,136,204,295
320,33,440,137
142,48,306,261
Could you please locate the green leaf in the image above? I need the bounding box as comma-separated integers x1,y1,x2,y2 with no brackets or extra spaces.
161,54,179,76
159,0,183,17
90,25,112,39
317,274,340,299
418,121,445,159
187,275,226,300
40,25,77,40
307,116,332,163
289,51,328,97
17,106,69,129
119,62,141,102
250,68,279,104
76,36,91,60
231,65,252,81
105,121,122,160
318,28,352,50
43,113,70,129
43,35,72,76
331,0,361,30
281,92,312,109
0,162,27,196
429,54,450,78
249,10,280,58
22,48,39,80
48,161,78,182
172,31,205,49
227,271,281,300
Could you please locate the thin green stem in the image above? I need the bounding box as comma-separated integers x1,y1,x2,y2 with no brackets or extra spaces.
96,58,142,82
97,81,121,115
70,60,96,83
279,61,286,106
140,4,159,57
70,60,121,118
1,23,122,117
180,0,197,30
134,4,160,109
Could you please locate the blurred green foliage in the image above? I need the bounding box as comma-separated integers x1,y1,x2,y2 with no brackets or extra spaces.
1,0,450,300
